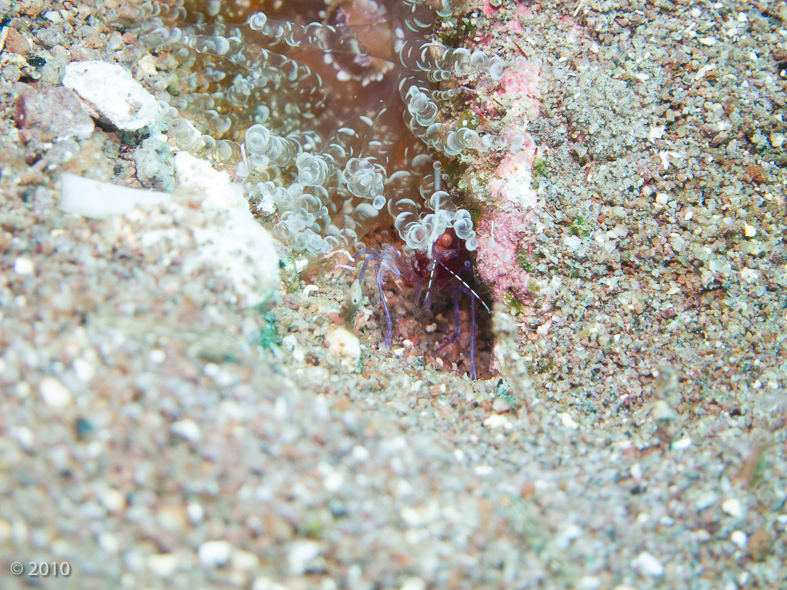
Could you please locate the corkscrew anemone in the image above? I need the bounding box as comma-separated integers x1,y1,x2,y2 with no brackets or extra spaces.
114,0,531,377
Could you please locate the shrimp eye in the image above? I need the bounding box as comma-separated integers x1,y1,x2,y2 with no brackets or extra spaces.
436,232,454,252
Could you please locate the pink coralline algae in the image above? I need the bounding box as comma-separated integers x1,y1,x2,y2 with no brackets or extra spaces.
469,41,543,307
481,1,498,17
488,139,539,208
499,58,541,98
475,210,536,304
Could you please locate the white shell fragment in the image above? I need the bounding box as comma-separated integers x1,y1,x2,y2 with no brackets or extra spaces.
62,61,168,131
60,173,170,219
60,153,280,308
174,153,280,308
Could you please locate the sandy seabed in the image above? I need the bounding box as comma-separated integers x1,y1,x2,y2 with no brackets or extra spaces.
0,1,785,589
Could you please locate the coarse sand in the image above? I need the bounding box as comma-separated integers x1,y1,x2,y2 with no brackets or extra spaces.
0,1,785,589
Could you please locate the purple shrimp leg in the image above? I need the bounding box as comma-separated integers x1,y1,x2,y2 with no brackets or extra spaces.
435,287,462,354
354,249,380,283
453,262,480,377
461,259,491,314
412,278,424,308
420,268,439,311
355,248,400,348
433,285,478,379
469,288,477,380
375,263,394,346
374,255,401,347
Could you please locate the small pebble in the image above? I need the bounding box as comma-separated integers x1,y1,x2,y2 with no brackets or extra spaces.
198,540,232,568
252,578,289,590
98,532,120,554
10,426,35,452
491,397,511,412
157,507,185,531
483,413,510,429
401,577,426,590
722,498,743,519
630,464,643,481
231,549,259,571
695,492,718,511
652,400,676,422
149,349,166,364
171,419,201,442
324,326,361,368
731,530,748,548
693,529,711,542
14,258,34,275
323,471,344,492
559,412,579,429
633,551,664,577
134,134,175,192
554,523,582,550
187,502,204,524
73,358,96,382
288,540,321,575
148,553,179,577
4,28,31,54
579,577,602,590
564,235,582,250
99,487,126,513
39,377,73,407
0,520,12,543
351,445,369,462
